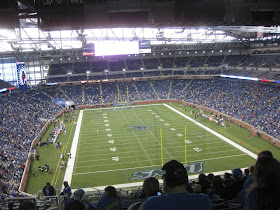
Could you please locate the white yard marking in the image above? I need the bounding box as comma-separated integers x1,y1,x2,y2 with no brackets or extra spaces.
120,110,154,165
193,147,202,152
104,120,108,122
108,140,114,144
185,140,192,144
107,134,112,137
159,119,164,121
177,133,183,137
170,128,176,131
164,123,170,126
112,156,119,161
110,147,117,152
106,128,111,132
105,124,109,126
130,109,173,159
74,153,247,175
163,104,258,160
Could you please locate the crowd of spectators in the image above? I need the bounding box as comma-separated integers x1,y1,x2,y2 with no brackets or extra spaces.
46,55,280,84
0,91,62,199
40,77,280,140
170,79,280,139
37,151,279,209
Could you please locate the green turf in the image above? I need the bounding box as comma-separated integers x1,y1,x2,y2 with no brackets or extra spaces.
24,111,79,195
25,103,280,194
70,104,256,188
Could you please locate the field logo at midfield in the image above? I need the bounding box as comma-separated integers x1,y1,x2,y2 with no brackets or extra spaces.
130,162,204,180
130,125,148,130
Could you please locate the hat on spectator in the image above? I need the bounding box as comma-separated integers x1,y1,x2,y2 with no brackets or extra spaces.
162,160,188,187
74,189,85,200
232,168,242,179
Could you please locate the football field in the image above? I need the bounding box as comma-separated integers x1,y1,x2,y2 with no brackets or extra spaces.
70,104,256,188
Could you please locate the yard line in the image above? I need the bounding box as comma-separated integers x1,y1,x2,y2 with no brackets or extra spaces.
164,104,258,160
119,109,154,165
78,142,235,154
73,153,247,175
78,139,223,149
77,148,239,164
129,108,173,159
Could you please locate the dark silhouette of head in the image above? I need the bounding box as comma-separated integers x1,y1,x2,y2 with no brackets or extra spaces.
105,186,118,198
252,155,280,210
143,177,160,197
162,160,188,188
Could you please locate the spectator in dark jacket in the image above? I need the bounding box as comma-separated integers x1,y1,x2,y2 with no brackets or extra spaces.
42,182,56,196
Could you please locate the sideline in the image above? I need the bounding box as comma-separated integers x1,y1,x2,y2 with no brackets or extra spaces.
76,166,249,193
62,110,84,186
163,103,258,160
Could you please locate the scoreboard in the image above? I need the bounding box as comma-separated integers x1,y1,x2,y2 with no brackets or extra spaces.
82,41,151,57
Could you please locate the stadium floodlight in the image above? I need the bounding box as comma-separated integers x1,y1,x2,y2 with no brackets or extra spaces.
143,54,145,56
67,72,72,75
203,51,205,53
51,59,53,61
220,50,223,52
140,67,144,71
179,51,182,55
77,57,79,60
161,53,163,55
212,50,214,53
68,58,71,60
195,51,197,54
187,52,189,54
86,70,90,74
128,55,130,57
60,58,62,61
229,49,232,52
122,68,126,72
153,53,155,56
169,52,171,55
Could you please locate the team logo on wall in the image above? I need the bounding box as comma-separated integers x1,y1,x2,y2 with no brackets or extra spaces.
130,125,148,130
130,162,204,180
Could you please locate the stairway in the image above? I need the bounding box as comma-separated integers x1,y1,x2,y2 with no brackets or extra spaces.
167,80,173,99
182,79,194,92
149,80,160,99
59,86,70,100
133,81,142,100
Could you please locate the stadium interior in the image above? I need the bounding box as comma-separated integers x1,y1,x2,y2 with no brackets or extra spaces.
1,0,280,209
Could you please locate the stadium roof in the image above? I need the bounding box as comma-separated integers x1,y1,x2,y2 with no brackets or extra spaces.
0,0,280,59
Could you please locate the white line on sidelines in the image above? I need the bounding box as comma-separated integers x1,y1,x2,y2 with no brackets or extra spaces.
62,110,84,186
163,103,258,160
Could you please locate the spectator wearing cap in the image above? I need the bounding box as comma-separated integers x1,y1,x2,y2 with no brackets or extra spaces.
140,160,212,210
223,168,244,200
69,188,96,210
